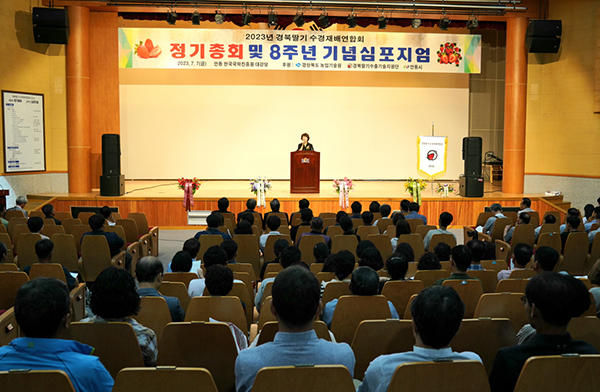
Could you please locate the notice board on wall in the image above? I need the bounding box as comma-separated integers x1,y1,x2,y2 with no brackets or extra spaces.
2,91,46,173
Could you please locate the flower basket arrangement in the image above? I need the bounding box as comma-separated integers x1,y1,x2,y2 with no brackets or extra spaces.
178,177,201,211
333,177,354,209
434,183,455,197
405,178,427,205
250,178,272,207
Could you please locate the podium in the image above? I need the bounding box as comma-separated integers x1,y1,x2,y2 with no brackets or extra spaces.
290,151,320,193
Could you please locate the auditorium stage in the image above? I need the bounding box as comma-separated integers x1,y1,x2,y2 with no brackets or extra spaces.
39,180,567,228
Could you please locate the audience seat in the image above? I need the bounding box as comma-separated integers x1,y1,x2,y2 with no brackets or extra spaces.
322,218,336,230
199,235,224,260
185,296,247,334
117,219,151,257
387,360,490,392
43,218,56,226
135,296,171,343
331,235,359,261
159,281,190,312
51,233,80,273
228,262,257,284
451,318,517,376
398,234,425,261
11,225,30,253
351,319,414,380
381,280,425,318
0,233,15,264
310,263,323,275
76,212,94,224
468,270,499,293
293,226,311,244
0,271,29,310
71,225,90,254
251,365,355,392
264,234,291,263
543,211,562,225
54,211,73,221
413,270,449,287
560,232,590,275
439,261,451,271
251,225,262,241
105,225,140,274
256,321,331,346
367,234,393,262
585,233,600,274
528,211,540,228
513,355,600,392
128,212,159,257
330,295,392,344
473,293,529,331
416,225,437,239
29,210,45,218
495,240,512,266
0,307,18,346
429,234,457,250
326,225,343,238
263,263,283,277
7,217,27,241
257,296,277,330
316,272,335,284
568,317,600,352
68,322,145,379
322,281,352,306
441,280,484,318
61,218,82,235
79,235,126,284
0,370,76,392
351,218,363,231
495,278,528,294
319,212,336,220
356,225,379,240
481,260,504,274
70,282,86,322
509,269,536,279
203,280,254,329
162,272,198,288
376,220,394,235
491,218,513,242
402,294,418,319
297,235,326,265
5,211,26,222
405,219,423,234
224,218,236,238
476,212,495,227
40,225,65,238
158,322,238,392
233,234,261,280
28,263,67,284
536,232,562,255
113,367,218,392
0,263,18,272
510,225,536,248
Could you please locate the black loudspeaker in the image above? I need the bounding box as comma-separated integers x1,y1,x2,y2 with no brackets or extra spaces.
102,134,121,176
462,137,482,178
32,8,70,44
459,175,484,198
526,20,561,53
100,175,125,197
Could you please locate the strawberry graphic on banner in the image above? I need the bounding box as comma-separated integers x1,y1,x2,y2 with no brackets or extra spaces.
417,136,448,177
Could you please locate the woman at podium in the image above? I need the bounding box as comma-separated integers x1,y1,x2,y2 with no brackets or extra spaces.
297,133,314,151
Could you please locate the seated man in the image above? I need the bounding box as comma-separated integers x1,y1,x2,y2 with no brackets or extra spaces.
27,216,49,240
466,240,486,271
297,217,331,248
23,239,78,290
136,255,185,322
322,266,399,328
369,201,381,214
321,250,354,292
349,201,362,219
505,212,531,243
423,212,455,251
361,211,374,227
8,195,28,217
100,206,117,226
534,213,556,241
42,204,61,225
340,215,361,242
400,199,410,215
559,208,580,234
373,203,392,227
235,265,355,392
260,238,289,280
81,267,157,367
221,239,238,264
406,202,427,225
561,215,581,252
188,245,237,297
433,245,481,286
237,198,262,227
324,210,348,235
532,246,560,274
497,243,534,281
358,286,481,392
214,197,230,214
0,278,113,392
0,204,8,230
289,198,309,224
489,272,597,392
82,214,129,270
194,212,231,241
259,215,281,251
167,238,201,273
255,246,302,312
290,208,313,243
517,197,535,215
264,198,289,229
584,206,600,233
480,203,506,235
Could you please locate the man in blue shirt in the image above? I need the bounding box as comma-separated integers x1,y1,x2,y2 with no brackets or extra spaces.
406,202,427,225
0,278,113,392
194,212,232,241
235,265,355,392
357,286,481,392
136,255,185,322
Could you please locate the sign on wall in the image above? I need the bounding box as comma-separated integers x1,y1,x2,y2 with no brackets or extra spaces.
2,91,46,173
119,28,481,73
417,136,448,177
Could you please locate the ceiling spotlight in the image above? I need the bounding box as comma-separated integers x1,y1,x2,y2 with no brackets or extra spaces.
318,12,330,28
378,15,386,29
439,14,450,31
166,10,177,25
242,11,252,26
268,9,277,26
191,11,201,25
347,13,357,28
215,11,224,24
467,16,479,30
293,11,305,27
411,18,421,29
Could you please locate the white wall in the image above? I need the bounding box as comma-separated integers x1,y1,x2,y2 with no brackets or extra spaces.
120,84,469,180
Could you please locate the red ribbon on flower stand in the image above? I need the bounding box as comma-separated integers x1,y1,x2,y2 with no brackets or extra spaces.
183,181,194,212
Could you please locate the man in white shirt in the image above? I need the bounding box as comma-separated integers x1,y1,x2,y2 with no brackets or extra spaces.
189,245,232,297
517,197,535,215
357,285,482,392
423,212,456,251
259,215,281,251
497,243,534,281
479,203,507,234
